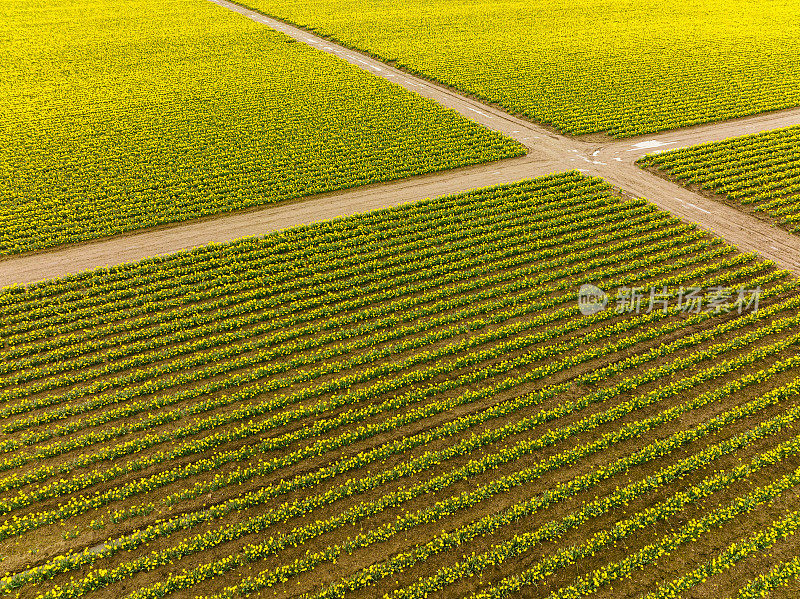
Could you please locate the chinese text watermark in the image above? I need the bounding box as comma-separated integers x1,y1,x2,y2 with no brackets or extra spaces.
578,284,761,316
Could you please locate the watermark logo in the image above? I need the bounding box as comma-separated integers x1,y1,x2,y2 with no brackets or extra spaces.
578,284,609,316
577,285,761,315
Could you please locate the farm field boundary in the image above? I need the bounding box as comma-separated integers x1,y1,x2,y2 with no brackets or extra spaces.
3,172,800,598
637,126,800,235
1,0,800,286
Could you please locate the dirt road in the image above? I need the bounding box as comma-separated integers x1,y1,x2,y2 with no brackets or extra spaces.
1,0,798,287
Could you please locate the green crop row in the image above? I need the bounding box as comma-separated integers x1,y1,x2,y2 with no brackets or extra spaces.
638,125,800,233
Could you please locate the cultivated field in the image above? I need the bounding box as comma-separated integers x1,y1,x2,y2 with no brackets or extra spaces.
638,125,800,234
245,0,800,137
4,0,800,596
3,173,800,598
0,0,522,255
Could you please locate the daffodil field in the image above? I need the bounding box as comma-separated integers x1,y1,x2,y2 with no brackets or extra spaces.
0,0,523,256
244,0,800,137
638,125,800,234
2,172,800,598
